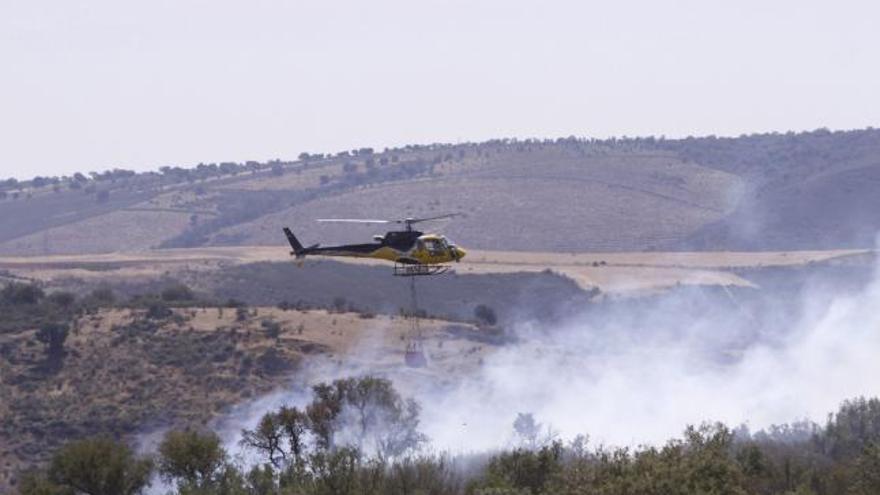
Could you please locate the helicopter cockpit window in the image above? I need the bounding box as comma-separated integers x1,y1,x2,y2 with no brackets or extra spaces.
422,239,447,255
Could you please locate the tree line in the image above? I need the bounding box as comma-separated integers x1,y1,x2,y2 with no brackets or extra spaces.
13,374,880,495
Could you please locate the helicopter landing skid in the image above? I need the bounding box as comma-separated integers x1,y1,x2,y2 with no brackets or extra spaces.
393,263,450,277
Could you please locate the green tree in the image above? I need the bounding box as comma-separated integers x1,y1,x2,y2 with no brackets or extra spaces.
818,397,880,461
476,443,563,494
242,376,426,469
306,376,426,457
158,429,227,490
241,412,287,468
48,436,153,495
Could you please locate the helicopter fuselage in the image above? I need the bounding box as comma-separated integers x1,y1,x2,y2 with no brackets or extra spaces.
283,228,466,265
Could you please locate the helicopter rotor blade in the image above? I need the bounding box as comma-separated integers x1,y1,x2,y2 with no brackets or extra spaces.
315,213,463,227
316,219,392,224
399,213,464,225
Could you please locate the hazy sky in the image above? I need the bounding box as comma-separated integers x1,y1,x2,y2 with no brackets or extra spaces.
2,1,879,179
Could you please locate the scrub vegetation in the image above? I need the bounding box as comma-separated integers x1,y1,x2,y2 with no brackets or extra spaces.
15,377,880,495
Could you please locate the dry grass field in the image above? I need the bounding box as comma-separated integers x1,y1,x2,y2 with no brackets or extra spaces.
0,246,868,295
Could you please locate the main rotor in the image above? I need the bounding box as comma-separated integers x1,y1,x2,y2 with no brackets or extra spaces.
316,213,462,232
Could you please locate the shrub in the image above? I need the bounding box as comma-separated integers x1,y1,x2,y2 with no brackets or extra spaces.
36,322,68,366
2,282,45,305
146,300,173,320
236,306,249,322
161,284,195,302
261,319,282,341
48,436,153,495
89,286,116,305
48,291,76,308
474,304,497,326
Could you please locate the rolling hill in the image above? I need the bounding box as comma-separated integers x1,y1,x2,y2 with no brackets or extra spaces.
2,128,879,255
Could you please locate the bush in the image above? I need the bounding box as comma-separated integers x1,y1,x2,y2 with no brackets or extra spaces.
235,306,249,322
476,443,563,494
48,436,153,495
2,282,45,305
261,319,282,341
36,322,68,366
48,291,76,308
161,284,195,302
146,300,173,320
332,297,347,313
89,286,116,305
474,304,497,326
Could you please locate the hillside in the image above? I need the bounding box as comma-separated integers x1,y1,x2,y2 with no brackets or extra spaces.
3,128,880,255
0,301,494,488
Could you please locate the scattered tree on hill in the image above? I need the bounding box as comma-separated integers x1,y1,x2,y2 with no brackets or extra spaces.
36,322,69,367
474,304,497,326
235,306,249,322
331,296,348,313
261,319,282,343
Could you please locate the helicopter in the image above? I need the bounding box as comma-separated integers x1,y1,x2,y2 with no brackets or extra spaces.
282,213,467,276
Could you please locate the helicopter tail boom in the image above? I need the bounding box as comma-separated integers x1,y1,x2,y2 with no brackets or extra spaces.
282,228,310,258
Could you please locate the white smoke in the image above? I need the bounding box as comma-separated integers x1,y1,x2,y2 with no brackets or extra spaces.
419,263,880,450
201,250,880,467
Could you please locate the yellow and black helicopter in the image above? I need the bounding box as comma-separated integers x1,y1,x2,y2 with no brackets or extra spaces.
282,214,467,276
